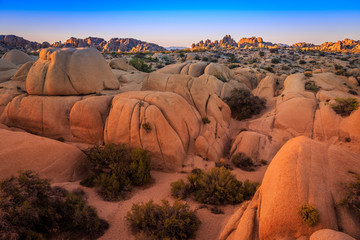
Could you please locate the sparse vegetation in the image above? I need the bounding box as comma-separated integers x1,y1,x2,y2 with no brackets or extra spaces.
201,116,211,124
305,80,320,93
271,58,281,64
330,97,359,116
231,152,255,171
126,200,201,240
341,173,360,218
299,204,319,227
80,144,151,201
170,167,259,205
304,72,313,78
224,89,266,120
142,122,152,132
129,58,153,72
0,171,109,239
213,74,227,82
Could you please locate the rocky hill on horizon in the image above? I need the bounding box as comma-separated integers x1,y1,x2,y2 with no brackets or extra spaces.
191,34,360,53
0,35,167,53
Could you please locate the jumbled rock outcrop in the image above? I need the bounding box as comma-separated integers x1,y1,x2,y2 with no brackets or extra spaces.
220,136,360,240
26,48,119,95
104,91,202,171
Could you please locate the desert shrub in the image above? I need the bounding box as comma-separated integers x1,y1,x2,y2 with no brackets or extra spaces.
341,173,360,218
299,204,319,227
129,58,153,73
281,65,290,71
259,51,265,57
270,49,278,54
305,80,320,93
224,89,266,120
126,200,201,240
228,64,240,69
142,122,152,132
170,167,259,205
80,144,151,201
231,152,255,171
304,72,313,78
348,90,358,95
330,98,359,116
299,60,306,65
213,74,227,82
260,159,268,165
170,179,189,199
202,57,209,62
0,171,108,240
264,66,274,73
271,58,281,64
201,116,211,124
215,158,233,170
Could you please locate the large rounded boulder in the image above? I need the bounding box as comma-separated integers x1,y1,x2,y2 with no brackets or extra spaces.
220,136,360,240
26,48,119,95
1,49,33,65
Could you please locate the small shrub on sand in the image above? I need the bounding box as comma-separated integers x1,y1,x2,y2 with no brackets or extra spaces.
299,204,319,227
142,122,152,132
231,152,255,171
330,97,359,117
341,173,360,218
0,171,108,239
126,200,201,240
304,80,320,93
80,144,151,201
170,167,259,205
224,89,266,120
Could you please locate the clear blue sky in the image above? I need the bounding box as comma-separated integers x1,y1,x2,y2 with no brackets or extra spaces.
1,0,359,47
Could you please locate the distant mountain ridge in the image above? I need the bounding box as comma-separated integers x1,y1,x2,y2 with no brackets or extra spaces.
191,35,360,53
1,34,359,54
0,35,166,53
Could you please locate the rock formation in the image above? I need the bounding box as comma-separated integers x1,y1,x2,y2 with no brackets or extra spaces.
26,47,119,95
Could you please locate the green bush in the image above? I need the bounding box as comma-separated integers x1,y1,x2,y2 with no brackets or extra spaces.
170,167,259,205
129,58,153,73
304,72,313,78
201,116,211,124
299,60,306,65
271,58,281,64
126,200,201,240
299,204,319,227
224,89,266,120
264,66,274,73
330,98,359,117
231,152,255,171
0,171,108,240
305,80,320,93
341,173,360,218
80,144,151,201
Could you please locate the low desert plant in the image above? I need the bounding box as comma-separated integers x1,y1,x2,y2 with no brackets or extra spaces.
264,66,274,73
201,116,211,124
80,144,151,201
305,80,320,93
330,97,359,116
231,152,255,171
224,89,266,120
170,167,259,205
142,122,152,132
299,60,306,65
126,200,201,240
0,171,108,239
304,72,313,78
271,58,281,64
348,90,358,95
299,204,319,227
213,74,227,82
341,173,360,218
129,58,153,73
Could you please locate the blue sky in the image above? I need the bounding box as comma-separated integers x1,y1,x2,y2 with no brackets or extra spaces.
1,0,360,47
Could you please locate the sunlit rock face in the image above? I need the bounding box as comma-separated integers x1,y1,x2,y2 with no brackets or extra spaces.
220,136,360,240
26,47,119,95
105,91,202,171
0,127,86,183
142,73,232,162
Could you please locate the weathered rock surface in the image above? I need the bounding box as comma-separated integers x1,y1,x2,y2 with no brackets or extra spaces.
104,91,202,171
1,49,33,65
26,48,119,95
0,128,86,183
0,59,18,82
310,229,356,240
142,73,231,161
11,61,34,81
220,136,360,240
109,58,137,71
